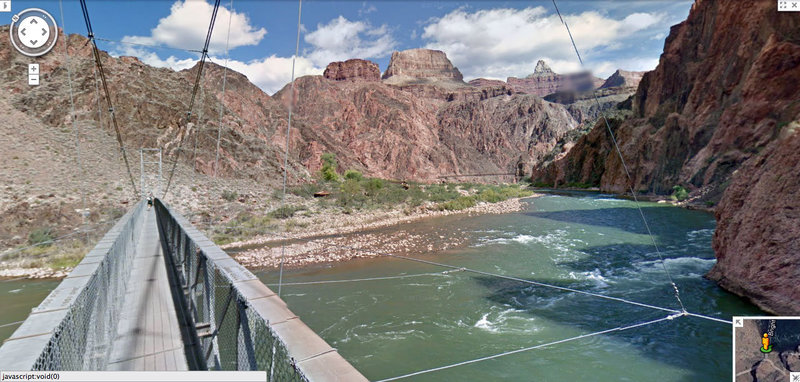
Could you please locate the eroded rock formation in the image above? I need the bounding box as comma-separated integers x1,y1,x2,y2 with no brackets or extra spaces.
506,60,604,97
599,69,645,90
382,48,465,85
323,59,380,82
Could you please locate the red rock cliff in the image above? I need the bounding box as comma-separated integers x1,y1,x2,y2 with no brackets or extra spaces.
532,0,800,313
323,59,380,82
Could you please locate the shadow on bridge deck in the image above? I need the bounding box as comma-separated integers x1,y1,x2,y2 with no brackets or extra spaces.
107,208,188,370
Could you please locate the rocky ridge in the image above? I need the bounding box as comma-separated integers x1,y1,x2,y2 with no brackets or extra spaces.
381,48,465,86
506,60,604,97
323,59,380,82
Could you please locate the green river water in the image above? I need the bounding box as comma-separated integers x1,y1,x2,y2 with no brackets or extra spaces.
259,192,763,381
0,192,763,380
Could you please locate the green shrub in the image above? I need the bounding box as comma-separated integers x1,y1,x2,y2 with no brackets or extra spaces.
532,181,553,188
320,153,339,182
337,179,363,207
478,189,503,203
426,184,460,202
344,169,363,181
437,196,477,211
363,178,384,196
269,205,304,219
222,190,238,201
671,185,689,201
29,227,54,246
289,183,322,198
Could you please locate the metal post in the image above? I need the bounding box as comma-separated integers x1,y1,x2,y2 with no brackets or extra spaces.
139,149,145,200
158,149,164,194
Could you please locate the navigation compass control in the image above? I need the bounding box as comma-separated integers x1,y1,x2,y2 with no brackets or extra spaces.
9,8,58,57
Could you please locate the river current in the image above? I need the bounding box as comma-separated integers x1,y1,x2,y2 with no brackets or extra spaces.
0,192,762,380
259,192,763,381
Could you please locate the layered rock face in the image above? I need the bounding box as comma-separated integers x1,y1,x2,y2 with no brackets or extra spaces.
1,29,304,184
382,48,465,86
468,78,506,87
323,59,380,82
707,121,800,314
532,0,800,313
276,74,577,181
507,60,604,97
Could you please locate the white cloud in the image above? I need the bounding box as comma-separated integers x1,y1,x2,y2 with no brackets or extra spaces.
110,43,321,95
110,11,395,95
219,56,323,95
421,7,665,80
304,16,396,67
112,45,198,71
122,0,266,54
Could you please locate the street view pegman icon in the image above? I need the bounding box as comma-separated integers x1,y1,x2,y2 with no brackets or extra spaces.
9,8,59,57
760,333,773,353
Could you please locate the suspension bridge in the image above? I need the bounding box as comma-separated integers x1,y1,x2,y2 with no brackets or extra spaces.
0,0,736,380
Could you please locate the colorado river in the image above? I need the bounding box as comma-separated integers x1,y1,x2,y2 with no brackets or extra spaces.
258,192,763,381
0,192,762,380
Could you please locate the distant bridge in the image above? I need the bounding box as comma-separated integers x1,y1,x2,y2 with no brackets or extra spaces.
0,199,366,380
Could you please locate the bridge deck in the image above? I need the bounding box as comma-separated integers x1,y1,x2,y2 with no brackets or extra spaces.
106,208,188,371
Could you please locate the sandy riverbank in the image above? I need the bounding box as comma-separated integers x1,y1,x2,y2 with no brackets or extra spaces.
0,194,541,280
226,194,541,269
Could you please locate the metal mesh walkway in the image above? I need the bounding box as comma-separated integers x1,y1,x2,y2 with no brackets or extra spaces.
107,208,188,370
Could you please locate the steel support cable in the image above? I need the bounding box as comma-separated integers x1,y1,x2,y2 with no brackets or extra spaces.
191,81,206,187
194,219,729,324
267,271,450,287
277,0,303,297
376,313,683,381
248,228,730,325
58,0,88,245
551,0,686,313
214,0,234,179
163,0,223,199
78,0,139,199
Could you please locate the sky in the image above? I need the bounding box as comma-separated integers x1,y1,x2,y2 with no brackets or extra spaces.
3,0,694,95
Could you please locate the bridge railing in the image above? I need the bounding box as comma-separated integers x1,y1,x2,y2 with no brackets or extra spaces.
153,199,366,381
0,201,147,370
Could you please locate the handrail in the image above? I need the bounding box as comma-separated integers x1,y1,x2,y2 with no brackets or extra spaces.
0,201,147,370
153,199,366,380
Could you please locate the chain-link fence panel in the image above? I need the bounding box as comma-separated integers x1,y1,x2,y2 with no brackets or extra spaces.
0,202,146,370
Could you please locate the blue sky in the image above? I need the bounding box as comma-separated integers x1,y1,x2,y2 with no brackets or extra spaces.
4,0,693,94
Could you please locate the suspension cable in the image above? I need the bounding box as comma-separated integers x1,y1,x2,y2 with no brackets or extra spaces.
277,0,304,297
79,0,139,199
236,228,728,324
267,271,449,287
550,0,686,313
190,80,205,188
163,0,223,199
214,0,234,178
376,313,682,381
59,0,88,245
